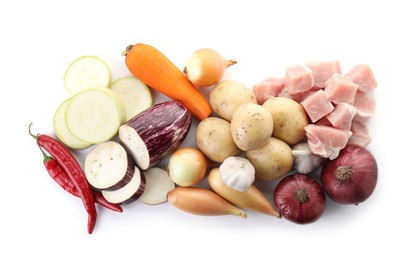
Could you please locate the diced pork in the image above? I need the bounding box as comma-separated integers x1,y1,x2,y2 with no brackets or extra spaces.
305,60,342,88
324,74,359,104
300,89,334,123
353,110,373,125
349,121,372,147
305,124,352,160
354,90,376,114
326,103,357,130
284,64,314,94
278,88,317,103
345,64,377,93
252,77,285,105
315,116,333,127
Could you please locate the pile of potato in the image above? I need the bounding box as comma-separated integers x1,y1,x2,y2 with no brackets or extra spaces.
196,80,309,181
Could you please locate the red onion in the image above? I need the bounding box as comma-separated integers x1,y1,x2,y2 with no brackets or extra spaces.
321,144,378,205
273,174,326,224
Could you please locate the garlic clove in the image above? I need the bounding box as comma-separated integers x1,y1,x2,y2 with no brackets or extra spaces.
219,156,255,192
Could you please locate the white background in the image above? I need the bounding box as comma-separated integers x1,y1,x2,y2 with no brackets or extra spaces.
1,0,408,259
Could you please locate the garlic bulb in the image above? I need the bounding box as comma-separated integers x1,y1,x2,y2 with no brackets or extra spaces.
219,156,255,192
183,48,237,87
292,142,324,174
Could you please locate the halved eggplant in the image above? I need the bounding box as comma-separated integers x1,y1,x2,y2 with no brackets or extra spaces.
119,101,192,170
84,141,135,191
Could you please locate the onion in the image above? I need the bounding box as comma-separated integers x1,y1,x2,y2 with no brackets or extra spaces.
321,144,378,205
183,48,237,87
274,174,326,224
167,147,207,186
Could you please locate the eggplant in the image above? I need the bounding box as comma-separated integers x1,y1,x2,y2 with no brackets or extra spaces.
102,166,146,204
118,101,192,170
84,141,137,191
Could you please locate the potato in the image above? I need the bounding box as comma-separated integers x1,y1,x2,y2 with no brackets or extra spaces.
230,103,273,151
246,137,293,181
210,80,257,121
263,97,308,145
196,117,241,163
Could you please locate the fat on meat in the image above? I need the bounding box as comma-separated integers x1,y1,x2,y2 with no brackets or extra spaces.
305,60,341,88
305,124,352,160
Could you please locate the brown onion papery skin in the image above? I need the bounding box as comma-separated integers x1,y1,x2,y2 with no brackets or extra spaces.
274,174,326,224
321,144,378,205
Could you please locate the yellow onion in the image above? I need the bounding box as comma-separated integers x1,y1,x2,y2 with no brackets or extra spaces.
183,48,237,87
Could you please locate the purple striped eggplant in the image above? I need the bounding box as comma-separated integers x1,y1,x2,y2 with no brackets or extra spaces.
118,101,192,170
84,141,139,191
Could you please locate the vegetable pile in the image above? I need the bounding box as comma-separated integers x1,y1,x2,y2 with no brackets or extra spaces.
30,43,379,233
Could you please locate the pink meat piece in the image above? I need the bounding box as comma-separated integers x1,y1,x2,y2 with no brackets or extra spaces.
353,110,373,124
354,90,376,114
326,103,357,130
324,74,359,104
277,88,317,103
284,64,314,94
349,121,371,147
315,116,333,127
300,89,334,123
345,64,377,93
305,60,342,88
305,124,352,160
252,77,285,105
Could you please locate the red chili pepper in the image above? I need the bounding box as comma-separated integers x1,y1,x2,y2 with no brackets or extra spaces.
30,124,97,234
39,147,123,213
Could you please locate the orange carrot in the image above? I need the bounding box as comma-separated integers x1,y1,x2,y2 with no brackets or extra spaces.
123,43,212,121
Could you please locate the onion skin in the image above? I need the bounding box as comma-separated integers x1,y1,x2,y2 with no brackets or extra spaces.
321,144,378,205
274,174,326,224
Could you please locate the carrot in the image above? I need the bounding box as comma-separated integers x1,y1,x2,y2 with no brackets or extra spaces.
123,43,212,121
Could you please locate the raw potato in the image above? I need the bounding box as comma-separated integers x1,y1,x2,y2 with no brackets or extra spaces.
210,80,257,121
196,117,241,163
246,137,294,181
231,103,273,151
263,97,308,145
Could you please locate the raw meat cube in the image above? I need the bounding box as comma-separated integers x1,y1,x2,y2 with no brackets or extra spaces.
252,77,285,105
345,64,377,93
305,60,342,88
354,90,376,114
351,120,369,135
353,110,373,124
300,90,334,123
315,116,333,127
305,124,352,160
284,64,314,94
348,121,371,147
324,74,359,104
278,88,317,103
326,103,357,130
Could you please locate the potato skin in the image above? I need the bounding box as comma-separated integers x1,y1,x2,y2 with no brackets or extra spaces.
246,137,294,181
210,80,257,121
196,117,241,163
230,103,273,151
263,97,308,145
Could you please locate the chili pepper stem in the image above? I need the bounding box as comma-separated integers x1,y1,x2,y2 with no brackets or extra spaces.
28,122,40,140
